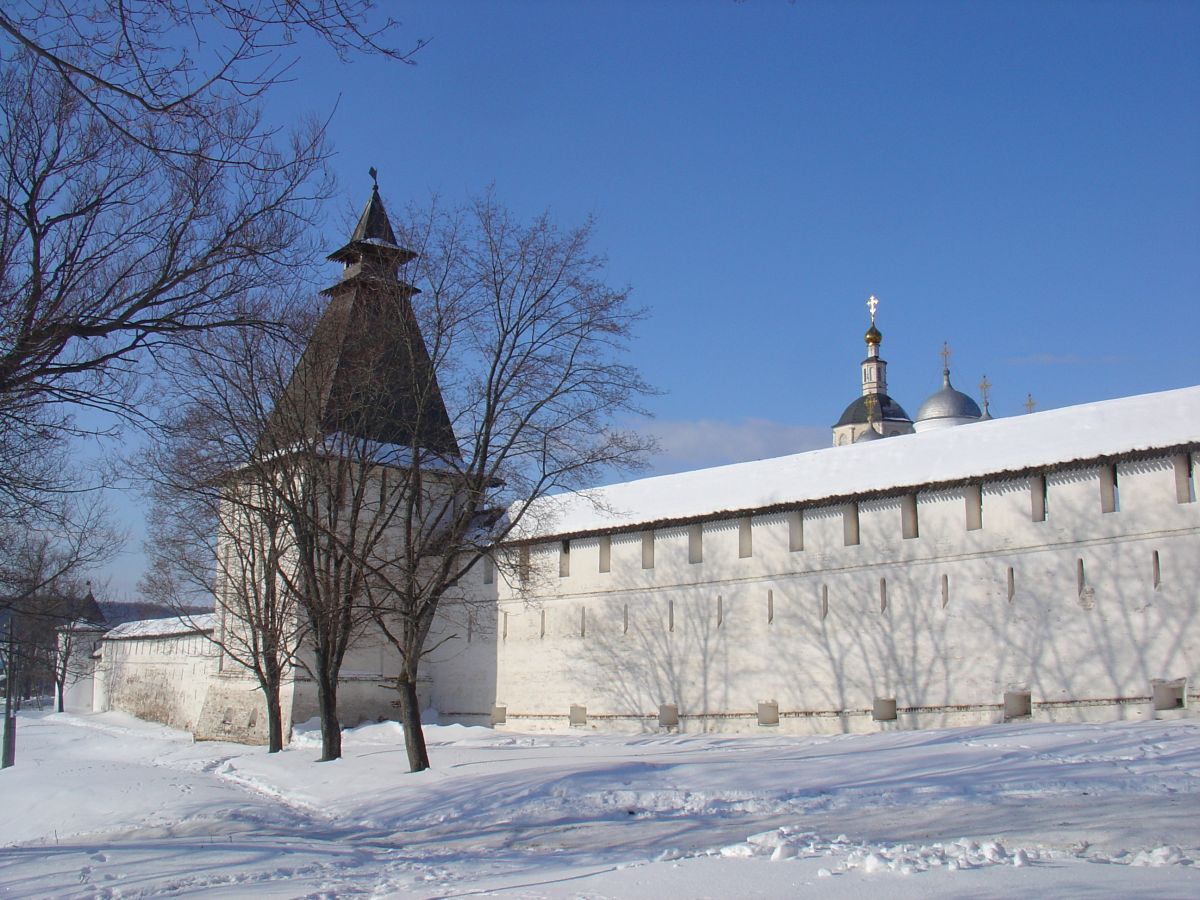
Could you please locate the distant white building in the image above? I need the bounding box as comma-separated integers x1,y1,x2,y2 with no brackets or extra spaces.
80,202,1199,742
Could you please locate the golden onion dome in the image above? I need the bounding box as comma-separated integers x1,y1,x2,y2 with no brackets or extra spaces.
865,324,882,345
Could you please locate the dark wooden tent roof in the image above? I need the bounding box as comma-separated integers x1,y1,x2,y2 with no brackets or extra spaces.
261,185,461,460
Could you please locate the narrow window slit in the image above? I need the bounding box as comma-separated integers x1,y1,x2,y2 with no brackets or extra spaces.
641,531,655,569
901,495,919,539
1031,474,1047,522
688,523,703,564
843,503,860,546
738,516,753,558
788,509,804,551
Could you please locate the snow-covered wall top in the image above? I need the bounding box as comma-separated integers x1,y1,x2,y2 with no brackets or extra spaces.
515,385,1200,539
104,614,217,641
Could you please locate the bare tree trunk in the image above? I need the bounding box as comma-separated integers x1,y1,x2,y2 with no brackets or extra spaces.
259,658,286,754
314,659,342,762
264,681,284,753
396,673,429,773
55,676,64,713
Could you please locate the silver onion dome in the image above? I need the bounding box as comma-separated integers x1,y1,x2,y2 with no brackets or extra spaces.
914,370,982,430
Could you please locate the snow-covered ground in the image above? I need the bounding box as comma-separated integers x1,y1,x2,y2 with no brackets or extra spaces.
1,711,1197,898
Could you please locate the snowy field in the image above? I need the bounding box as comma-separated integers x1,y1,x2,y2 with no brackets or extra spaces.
1,711,1198,898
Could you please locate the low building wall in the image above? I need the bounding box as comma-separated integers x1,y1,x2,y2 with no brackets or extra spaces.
95,616,220,733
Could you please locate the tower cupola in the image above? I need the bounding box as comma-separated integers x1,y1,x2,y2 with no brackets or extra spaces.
327,167,417,282
831,295,914,446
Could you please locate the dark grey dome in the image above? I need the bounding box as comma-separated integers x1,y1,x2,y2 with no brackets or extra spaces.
834,393,912,428
916,371,982,424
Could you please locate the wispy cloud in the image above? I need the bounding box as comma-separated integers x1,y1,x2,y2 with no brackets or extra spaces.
1005,353,1128,367
637,417,829,476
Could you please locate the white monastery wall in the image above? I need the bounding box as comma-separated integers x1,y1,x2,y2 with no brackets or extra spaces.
60,668,96,713
88,389,1199,745
285,626,434,728
97,629,220,733
424,448,1199,734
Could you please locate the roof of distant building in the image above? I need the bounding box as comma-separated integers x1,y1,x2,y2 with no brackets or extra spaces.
104,614,216,641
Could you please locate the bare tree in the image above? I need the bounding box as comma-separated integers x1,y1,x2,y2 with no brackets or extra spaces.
141,314,310,752
243,253,452,763
1,532,112,767
146,278,422,762
1,4,422,742
51,608,105,714
145,185,653,768
0,503,119,617
349,192,655,772
0,0,421,522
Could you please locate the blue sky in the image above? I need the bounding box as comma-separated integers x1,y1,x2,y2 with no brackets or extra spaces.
100,1,1199,596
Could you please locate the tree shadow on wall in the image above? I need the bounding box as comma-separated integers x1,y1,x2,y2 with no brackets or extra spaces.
578,590,730,732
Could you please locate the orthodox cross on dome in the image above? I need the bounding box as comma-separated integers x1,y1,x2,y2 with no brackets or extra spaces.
979,374,992,416
1024,392,1037,414
867,295,879,325
940,341,953,372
